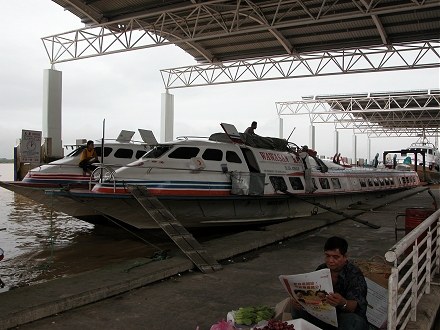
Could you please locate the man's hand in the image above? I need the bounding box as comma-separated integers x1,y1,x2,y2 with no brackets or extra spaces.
325,293,345,307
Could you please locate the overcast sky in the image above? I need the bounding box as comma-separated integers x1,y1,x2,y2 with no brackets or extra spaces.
0,1,439,160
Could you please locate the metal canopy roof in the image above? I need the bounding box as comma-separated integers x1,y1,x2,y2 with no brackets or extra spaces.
47,1,439,137
48,0,440,64
276,89,440,137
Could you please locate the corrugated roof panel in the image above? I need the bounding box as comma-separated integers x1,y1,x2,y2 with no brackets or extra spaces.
49,0,440,62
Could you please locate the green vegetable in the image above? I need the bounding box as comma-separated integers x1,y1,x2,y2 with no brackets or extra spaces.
234,306,275,325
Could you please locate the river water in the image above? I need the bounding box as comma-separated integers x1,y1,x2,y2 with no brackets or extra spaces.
0,163,166,293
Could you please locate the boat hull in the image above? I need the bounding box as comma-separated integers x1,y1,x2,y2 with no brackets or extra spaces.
42,188,405,229
0,181,105,220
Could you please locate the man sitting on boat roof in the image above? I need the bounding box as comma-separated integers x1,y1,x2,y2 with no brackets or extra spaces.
244,121,258,135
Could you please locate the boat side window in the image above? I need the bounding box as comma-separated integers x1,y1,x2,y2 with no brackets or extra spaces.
384,178,390,186
114,148,134,159
373,178,379,186
367,178,374,187
389,178,395,185
202,148,223,161
241,148,260,173
168,147,200,159
95,147,113,158
269,176,287,192
331,178,341,189
379,178,385,186
319,178,330,189
289,177,304,190
359,178,366,188
135,150,148,159
428,149,433,155
226,151,242,163
143,146,172,159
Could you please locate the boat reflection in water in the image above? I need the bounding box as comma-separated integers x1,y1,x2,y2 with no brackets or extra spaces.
0,181,94,292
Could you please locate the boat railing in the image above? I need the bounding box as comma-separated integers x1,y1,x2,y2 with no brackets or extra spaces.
33,162,131,170
384,209,440,329
90,165,117,191
176,136,210,140
63,139,149,150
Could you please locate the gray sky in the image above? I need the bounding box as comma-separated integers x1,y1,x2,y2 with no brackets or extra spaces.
0,1,439,160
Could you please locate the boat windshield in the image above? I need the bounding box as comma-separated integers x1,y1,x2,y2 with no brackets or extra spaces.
142,146,172,159
65,146,85,157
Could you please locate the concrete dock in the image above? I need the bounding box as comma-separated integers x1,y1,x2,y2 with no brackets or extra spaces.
1,187,439,330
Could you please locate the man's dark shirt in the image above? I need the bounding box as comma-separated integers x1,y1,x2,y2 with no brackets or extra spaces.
316,261,368,319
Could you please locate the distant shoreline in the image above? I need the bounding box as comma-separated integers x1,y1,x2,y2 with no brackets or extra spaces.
0,159,14,164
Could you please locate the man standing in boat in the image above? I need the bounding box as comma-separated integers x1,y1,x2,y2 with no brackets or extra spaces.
299,145,316,193
79,140,99,175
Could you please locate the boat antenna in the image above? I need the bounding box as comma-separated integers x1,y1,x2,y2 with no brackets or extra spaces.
286,127,296,142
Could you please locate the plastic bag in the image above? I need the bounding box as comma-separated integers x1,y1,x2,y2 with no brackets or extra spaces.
209,319,236,330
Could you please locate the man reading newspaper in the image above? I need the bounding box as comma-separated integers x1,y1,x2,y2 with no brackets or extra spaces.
280,236,368,330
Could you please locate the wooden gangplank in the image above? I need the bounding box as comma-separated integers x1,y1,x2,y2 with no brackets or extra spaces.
129,186,222,273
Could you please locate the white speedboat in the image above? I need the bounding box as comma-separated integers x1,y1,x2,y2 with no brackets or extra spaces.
41,123,419,229
404,139,439,171
0,129,156,218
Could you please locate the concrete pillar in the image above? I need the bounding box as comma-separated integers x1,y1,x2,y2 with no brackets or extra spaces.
352,134,358,165
161,90,174,142
367,137,372,165
278,117,283,139
334,130,339,155
309,125,315,150
42,68,63,157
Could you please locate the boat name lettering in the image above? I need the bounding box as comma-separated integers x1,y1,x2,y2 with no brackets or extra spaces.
259,152,289,162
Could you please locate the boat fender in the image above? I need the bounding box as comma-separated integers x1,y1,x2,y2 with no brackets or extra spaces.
190,157,206,170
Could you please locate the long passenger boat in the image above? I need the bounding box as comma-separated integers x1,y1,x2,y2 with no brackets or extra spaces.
26,123,420,229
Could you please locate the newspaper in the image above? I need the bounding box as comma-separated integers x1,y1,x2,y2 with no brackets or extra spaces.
279,269,338,327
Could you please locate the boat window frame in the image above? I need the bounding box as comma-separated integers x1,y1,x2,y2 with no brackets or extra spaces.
142,145,173,159
135,150,148,159
113,148,134,159
226,151,242,164
319,177,330,189
269,176,288,192
289,177,304,191
331,178,342,189
202,148,223,161
66,145,85,157
94,146,113,158
168,146,200,160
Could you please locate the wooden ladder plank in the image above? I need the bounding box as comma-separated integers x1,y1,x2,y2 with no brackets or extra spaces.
129,186,222,273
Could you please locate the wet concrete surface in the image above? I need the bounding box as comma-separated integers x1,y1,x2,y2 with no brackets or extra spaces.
1,187,440,330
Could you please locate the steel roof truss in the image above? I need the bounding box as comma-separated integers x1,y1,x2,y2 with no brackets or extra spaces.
43,0,440,64
276,90,440,137
159,41,439,88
